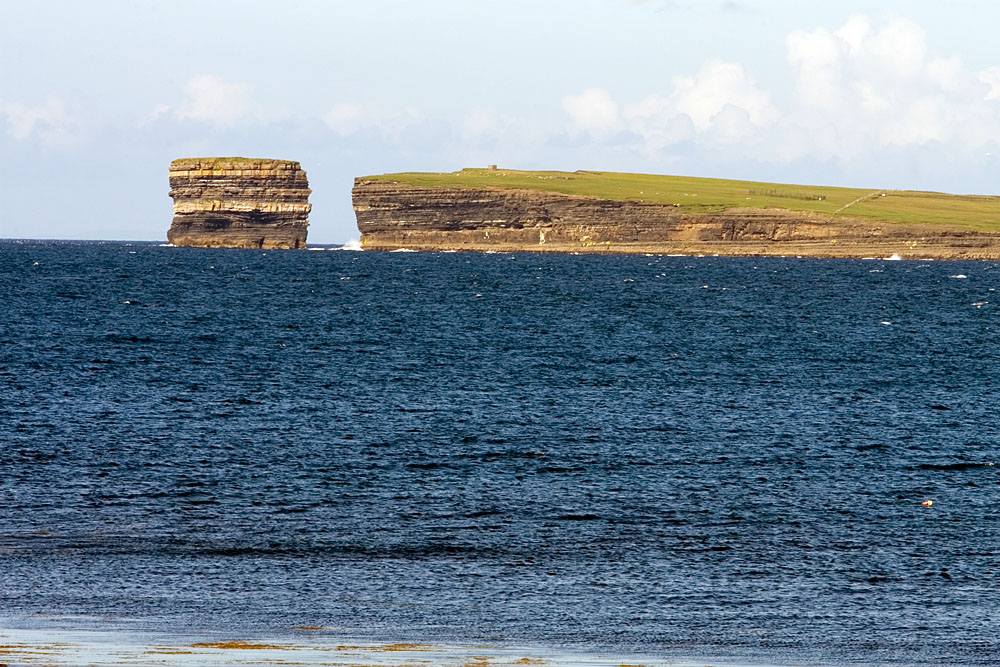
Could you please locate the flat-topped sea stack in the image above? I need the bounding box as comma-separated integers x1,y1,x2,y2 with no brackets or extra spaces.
168,157,310,249
353,168,1000,259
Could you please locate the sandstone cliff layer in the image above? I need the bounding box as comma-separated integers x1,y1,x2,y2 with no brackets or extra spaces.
168,158,310,249
353,179,1000,259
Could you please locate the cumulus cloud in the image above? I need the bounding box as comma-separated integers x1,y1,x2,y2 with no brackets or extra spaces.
608,59,774,154
174,74,253,128
562,88,623,136
668,59,776,132
979,66,1000,101
561,14,1000,168
323,102,366,136
781,14,1000,160
0,95,77,147
141,75,261,129
139,104,170,127
322,102,425,141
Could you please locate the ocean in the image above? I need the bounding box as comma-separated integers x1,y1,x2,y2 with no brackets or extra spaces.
1,240,998,666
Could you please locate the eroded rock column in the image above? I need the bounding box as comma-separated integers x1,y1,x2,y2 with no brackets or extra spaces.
168,158,311,249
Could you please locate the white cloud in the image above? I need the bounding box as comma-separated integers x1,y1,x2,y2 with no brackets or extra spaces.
322,102,425,141
786,24,843,107
614,59,774,154
143,74,286,129
867,17,926,77
833,14,868,55
622,95,696,152
0,95,76,147
561,15,1000,167
174,74,252,128
668,59,776,132
460,108,515,141
977,66,1000,100
139,104,170,127
559,70,774,151
561,88,623,136
707,104,757,144
927,57,965,93
323,102,365,136
781,15,1000,159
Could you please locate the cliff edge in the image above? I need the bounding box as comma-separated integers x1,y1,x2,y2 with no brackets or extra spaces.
168,157,310,249
353,169,1000,259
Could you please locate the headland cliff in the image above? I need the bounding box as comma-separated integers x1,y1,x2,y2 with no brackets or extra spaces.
353,169,1000,259
168,157,311,249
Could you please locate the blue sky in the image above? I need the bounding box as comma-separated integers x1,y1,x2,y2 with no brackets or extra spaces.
3,0,1000,243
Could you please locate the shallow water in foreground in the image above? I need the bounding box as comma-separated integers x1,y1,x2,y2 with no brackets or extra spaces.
1,241,999,666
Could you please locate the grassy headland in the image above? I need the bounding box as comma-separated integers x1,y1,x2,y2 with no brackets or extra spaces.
365,168,1000,231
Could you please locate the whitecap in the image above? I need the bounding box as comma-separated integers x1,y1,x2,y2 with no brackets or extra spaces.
334,239,363,251
950,274,967,279
391,248,416,252
885,253,902,260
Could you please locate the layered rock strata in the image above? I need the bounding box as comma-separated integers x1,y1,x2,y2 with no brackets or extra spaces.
353,179,1000,259
168,158,310,249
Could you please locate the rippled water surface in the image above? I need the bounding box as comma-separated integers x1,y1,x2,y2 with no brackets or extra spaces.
2,241,999,666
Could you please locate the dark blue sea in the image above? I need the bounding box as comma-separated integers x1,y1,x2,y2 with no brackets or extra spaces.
2,240,999,666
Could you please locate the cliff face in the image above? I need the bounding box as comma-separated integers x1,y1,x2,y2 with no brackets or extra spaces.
168,158,310,249
353,179,1000,259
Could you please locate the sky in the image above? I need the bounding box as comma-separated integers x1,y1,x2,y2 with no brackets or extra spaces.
3,0,1000,243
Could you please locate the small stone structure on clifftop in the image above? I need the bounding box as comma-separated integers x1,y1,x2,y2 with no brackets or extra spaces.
167,157,311,249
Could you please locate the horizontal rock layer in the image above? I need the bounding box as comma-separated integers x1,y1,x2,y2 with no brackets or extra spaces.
352,179,1000,259
168,158,310,249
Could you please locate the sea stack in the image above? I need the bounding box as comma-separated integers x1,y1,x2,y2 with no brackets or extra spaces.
167,157,311,249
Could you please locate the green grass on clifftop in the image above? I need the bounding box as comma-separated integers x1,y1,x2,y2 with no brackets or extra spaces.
171,157,300,168
363,168,1000,231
